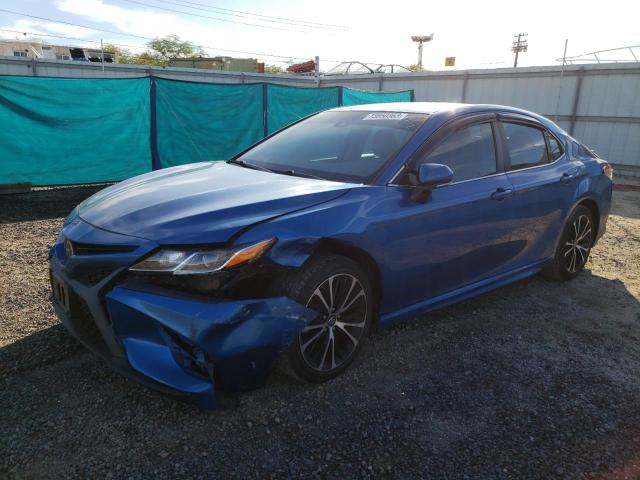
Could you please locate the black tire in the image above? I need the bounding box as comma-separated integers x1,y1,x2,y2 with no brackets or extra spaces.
272,254,374,383
542,205,595,281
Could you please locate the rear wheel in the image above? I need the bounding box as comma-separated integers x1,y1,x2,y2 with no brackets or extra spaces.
543,205,595,281
274,254,373,383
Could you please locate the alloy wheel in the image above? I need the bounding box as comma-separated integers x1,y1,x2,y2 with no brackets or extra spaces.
564,214,592,273
299,274,368,372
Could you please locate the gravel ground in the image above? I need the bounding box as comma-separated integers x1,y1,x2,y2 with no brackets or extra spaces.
1,184,640,479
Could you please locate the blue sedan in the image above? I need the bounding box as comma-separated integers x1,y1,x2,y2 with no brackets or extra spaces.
49,102,613,409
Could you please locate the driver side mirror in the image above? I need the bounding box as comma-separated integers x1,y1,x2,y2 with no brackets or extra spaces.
410,163,454,203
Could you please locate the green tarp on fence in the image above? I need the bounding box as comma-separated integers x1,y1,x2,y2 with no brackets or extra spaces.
267,84,339,134
0,76,413,185
0,76,151,185
156,79,263,168
342,88,413,106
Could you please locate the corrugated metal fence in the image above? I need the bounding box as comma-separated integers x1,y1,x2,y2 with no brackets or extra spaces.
2,56,639,174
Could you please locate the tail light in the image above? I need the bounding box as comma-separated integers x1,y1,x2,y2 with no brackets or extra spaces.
602,163,613,180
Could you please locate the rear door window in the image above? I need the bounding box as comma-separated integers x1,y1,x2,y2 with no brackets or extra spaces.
503,123,548,170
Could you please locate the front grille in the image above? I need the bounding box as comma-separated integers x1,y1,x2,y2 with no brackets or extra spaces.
69,241,137,256
67,290,110,357
75,266,119,287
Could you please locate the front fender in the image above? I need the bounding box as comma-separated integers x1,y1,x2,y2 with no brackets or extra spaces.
237,187,383,268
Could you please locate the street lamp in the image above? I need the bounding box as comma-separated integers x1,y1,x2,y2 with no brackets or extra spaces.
411,34,434,71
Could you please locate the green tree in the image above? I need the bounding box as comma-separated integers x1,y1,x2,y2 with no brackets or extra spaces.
111,36,204,67
147,35,204,65
264,64,284,74
408,64,422,72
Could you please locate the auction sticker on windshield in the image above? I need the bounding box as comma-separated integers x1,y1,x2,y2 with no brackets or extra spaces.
362,112,408,120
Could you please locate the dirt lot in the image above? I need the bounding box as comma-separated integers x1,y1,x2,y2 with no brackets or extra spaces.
1,184,640,479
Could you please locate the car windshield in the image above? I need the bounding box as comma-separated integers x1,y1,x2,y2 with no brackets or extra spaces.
235,111,428,183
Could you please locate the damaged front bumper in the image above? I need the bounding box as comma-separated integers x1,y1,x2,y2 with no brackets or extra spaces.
49,218,316,409
105,288,315,409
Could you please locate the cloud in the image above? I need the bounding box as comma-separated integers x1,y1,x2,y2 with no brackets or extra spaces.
42,21,98,38
0,18,98,41
53,0,317,62
56,0,185,39
1,19,49,36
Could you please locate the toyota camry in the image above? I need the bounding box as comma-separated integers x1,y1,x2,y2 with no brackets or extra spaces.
49,102,613,409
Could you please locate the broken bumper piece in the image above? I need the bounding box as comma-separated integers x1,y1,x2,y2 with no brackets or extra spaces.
105,287,316,409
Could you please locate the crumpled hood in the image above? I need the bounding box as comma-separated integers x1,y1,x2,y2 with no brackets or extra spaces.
79,161,353,244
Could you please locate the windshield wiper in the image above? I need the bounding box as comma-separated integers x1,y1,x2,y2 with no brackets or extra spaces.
227,159,274,173
270,168,326,181
228,160,325,180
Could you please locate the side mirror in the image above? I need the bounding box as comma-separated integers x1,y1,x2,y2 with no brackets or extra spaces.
411,163,454,202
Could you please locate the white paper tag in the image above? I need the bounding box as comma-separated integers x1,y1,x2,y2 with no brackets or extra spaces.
362,112,408,121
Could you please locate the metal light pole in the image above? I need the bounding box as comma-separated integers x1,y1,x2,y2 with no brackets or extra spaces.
512,33,528,68
411,34,434,71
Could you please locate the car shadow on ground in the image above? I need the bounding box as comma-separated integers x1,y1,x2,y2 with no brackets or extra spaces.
0,323,82,378
610,189,640,220
2,268,640,478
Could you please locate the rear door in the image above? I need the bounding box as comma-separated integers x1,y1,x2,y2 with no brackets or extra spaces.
498,115,582,268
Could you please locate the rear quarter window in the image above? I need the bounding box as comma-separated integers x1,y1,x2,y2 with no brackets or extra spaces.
545,132,564,161
572,141,598,159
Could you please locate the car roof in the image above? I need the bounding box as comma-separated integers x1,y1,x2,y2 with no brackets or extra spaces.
331,102,567,138
333,102,465,114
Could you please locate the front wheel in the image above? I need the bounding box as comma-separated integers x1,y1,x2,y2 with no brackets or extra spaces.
542,205,595,281
274,254,373,383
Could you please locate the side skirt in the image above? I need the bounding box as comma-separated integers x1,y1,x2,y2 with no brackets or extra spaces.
379,262,545,328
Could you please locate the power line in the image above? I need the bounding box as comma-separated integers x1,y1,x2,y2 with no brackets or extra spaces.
0,10,361,65
120,0,305,33
142,0,348,30
0,27,300,63
150,0,347,29
0,28,144,50
0,8,154,41
0,9,309,59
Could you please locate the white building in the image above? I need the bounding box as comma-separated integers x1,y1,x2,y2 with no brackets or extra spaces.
0,39,116,63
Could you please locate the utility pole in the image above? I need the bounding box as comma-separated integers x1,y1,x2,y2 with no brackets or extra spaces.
100,38,105,72
512,33,528,67
411,34,434,71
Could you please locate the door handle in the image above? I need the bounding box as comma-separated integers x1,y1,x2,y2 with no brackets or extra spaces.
560,169,580,184
491,187,513,200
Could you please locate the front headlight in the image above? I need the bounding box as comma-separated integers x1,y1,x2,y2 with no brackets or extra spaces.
129,238,276,275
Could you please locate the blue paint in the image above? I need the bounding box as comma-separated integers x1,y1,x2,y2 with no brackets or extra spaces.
50,102,613,409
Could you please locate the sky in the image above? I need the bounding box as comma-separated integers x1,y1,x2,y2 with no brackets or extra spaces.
0,0,639,71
